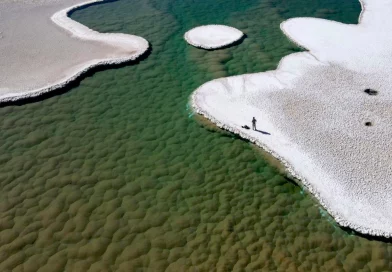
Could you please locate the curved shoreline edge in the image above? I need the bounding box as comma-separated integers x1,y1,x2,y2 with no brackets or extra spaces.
0,0,149,103
190,0,392,237
184,25,244,50
191,95,367,235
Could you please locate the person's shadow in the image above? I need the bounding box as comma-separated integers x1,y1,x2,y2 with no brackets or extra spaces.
241,125,271,135
255,129,271,135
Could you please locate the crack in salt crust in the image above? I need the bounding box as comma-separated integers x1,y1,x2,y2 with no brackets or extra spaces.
191,0,392,237
184,25,243,49
0,0,149,102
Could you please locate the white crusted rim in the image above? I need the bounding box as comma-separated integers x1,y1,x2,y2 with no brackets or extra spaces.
0,0,149,103
190,89,392,238
184,24,244,49
190,0,392,238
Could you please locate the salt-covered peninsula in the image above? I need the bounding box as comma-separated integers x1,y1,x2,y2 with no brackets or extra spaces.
184,25,243,49
192,0,392,237
0,0,149,102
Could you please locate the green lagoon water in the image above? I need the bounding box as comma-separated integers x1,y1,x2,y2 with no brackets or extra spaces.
2,0,392,271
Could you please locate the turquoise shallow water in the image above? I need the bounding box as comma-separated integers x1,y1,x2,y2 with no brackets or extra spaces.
3,0,392,271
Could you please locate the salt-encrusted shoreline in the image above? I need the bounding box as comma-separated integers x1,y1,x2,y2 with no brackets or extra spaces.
191,92,387,237
191,0,392,237
0,0,149,103
184,25,243,50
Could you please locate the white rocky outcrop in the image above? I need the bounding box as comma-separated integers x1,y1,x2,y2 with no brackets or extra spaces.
184,25,243,49
0,0,149,102
191,0,392,237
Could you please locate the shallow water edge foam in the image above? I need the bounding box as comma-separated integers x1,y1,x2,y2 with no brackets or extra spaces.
191,0,392,237
0,0,149,103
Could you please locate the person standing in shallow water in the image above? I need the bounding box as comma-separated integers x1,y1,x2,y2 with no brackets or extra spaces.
252,117,257,130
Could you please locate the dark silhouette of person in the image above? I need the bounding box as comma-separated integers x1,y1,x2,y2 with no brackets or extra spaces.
252,117,257,131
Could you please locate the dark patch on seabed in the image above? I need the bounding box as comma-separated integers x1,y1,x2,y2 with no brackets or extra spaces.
3,0,390,271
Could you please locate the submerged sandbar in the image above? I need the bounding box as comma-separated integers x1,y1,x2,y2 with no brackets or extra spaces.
192,0,392,237
0,0,148,102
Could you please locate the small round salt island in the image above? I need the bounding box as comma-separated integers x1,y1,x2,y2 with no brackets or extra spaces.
184,25,244,50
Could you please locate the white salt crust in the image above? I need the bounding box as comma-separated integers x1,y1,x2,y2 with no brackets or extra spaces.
184,25,243,49
191,0,392,237
0,0,149,102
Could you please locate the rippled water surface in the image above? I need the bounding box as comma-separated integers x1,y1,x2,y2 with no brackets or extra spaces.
4,0,392,271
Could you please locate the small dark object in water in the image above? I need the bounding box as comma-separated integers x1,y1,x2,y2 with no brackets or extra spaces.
364,88,378,95
242,125,250,129
365,121,372,126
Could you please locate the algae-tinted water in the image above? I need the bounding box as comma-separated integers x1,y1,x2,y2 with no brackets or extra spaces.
2,0,390,271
